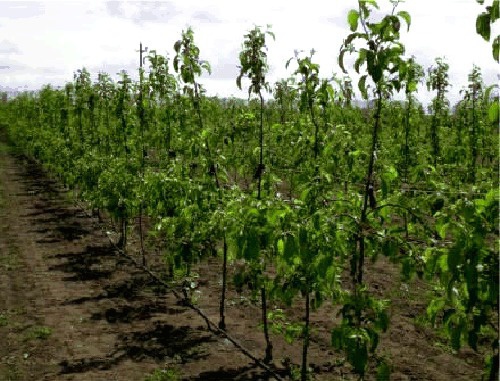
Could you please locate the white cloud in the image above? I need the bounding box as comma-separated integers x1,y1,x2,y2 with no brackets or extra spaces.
0,0,498,107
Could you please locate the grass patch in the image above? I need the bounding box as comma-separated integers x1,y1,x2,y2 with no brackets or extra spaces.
144,367,180,381
25,326,52,341
0,313,8,326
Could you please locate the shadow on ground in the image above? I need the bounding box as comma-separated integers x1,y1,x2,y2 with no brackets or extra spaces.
49,245,116,281
59,324,214,375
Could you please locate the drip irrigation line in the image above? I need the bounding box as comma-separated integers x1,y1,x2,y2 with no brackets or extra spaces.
72,200,285,381
107,237,286,381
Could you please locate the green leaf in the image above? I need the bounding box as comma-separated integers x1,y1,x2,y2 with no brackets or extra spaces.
375,306,390,332
348,336,368,376
476,12,491,41
358,75,368,99
376,360,391,381
381,177,388,199
201,60,211,75
284,326,298,344
339,49,348,74
368,330,379,352
174,40,182,53
493,35,499,62
397,10,411,31
488,101,499,122
331,327,344,349
348,9,360,32
277,238,284,255
284,234,298,262
381,165,398,195
427,297,446,326
344,32,361,46
372,65,383,83
492,0,500,22
408,81,417,92
438,253,449,273
436,222,448,239
365,0,379,9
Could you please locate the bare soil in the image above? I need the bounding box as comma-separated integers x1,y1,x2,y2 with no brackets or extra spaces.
0,139,487,381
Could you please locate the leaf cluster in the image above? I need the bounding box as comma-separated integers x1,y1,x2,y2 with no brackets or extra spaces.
236,26,275,96
340,1,411,99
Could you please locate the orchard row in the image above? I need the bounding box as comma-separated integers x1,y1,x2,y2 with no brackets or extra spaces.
0,1,498,379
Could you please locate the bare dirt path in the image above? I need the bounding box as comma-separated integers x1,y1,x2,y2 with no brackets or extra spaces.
0,138,487,381
0,143,146,380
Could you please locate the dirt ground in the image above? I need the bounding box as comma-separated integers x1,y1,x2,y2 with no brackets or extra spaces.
0,138,488,381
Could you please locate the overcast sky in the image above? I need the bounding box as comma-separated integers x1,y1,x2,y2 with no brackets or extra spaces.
0,0,498,107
